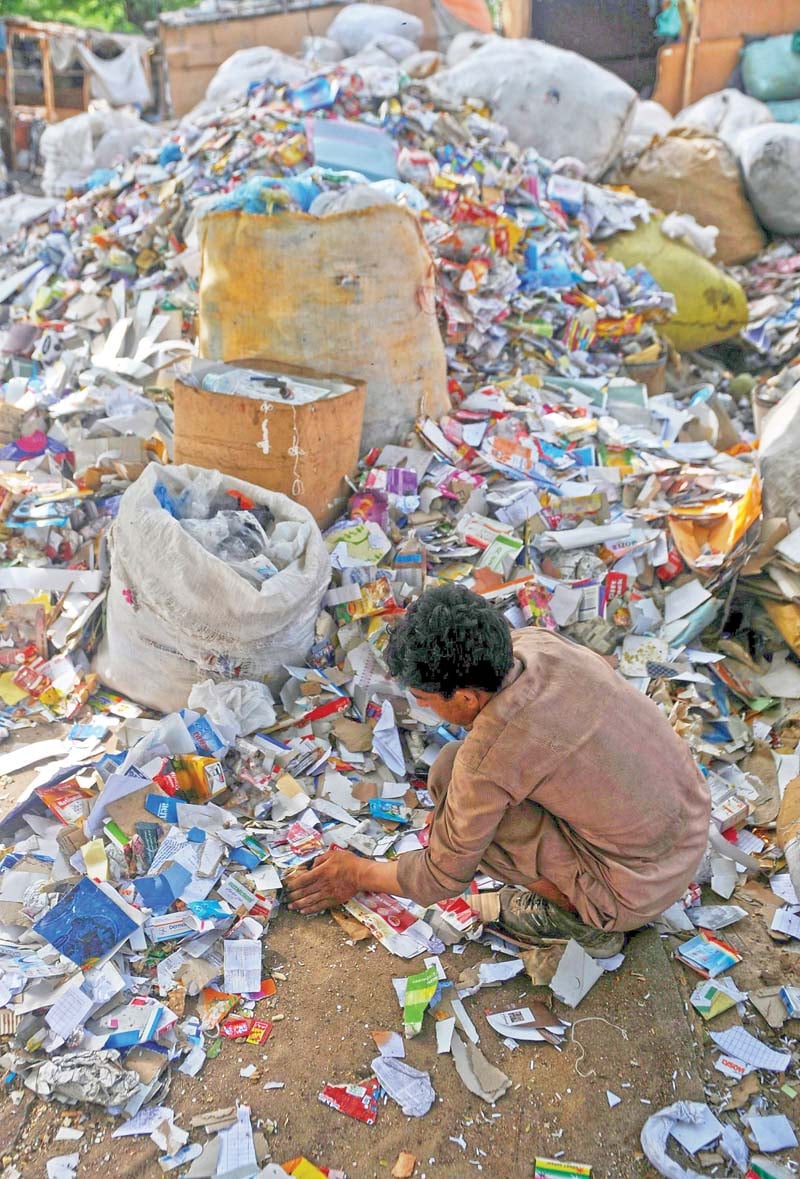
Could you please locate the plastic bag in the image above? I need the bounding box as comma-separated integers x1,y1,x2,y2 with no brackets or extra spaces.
655,0,682,39
94,465,331,712
445,31,497,66
309,184,394,216
188,679,277,737
741,33,800,103
660,212,718,259
39,108,160,197
180,511,279,589
204,47,310,106
738,122,800,235
429,38,637,180
640,1102,712,1179
363,34,419,62
326,4,423,55
676,88,773,149
623,99,674,155
302,35,345,64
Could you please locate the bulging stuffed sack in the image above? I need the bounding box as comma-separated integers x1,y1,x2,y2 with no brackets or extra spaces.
94,465,331,713
602,216,748,352
428,37,637,179
738,122,800,235
610,128,765,265
199,203,449,453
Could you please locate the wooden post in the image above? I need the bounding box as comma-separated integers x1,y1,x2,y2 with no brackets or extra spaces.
41,34,55,123
5,34,16,170
502,0,531,39
681,0,702,109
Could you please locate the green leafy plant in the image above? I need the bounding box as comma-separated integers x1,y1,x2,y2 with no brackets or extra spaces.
2,0,199,33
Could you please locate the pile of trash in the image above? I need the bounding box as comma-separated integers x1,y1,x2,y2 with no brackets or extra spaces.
0,17,799,1179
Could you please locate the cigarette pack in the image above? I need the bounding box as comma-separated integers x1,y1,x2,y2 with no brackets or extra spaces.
535,1161,592,1178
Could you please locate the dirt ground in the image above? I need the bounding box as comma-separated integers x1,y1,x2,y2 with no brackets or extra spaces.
1,735,798,1179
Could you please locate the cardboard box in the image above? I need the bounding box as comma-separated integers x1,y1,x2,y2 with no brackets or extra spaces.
173,358,365,528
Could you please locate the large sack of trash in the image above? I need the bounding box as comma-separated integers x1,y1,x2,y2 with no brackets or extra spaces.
95,465,331,712
737,123,800,235
428,38,637,179
611,128,765,265
741,33,800,103
623,99,674,155
445,31,497,66
39,107,160,197
204,46,310,106
676,88,773,148
199,202,449,452
602,216,748,351
326,3,423,54
758,380,800,518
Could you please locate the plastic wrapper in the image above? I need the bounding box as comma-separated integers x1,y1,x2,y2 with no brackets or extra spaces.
640,1102,708,1179
188,679,277,738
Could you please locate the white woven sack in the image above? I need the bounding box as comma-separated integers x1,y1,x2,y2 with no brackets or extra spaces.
94,464,331,712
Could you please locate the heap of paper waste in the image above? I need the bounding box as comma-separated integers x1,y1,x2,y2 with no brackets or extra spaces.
0,28,798,1179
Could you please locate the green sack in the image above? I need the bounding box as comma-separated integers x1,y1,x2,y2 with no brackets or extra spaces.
602,217,748,353
742,33,800,103
767,98,800,122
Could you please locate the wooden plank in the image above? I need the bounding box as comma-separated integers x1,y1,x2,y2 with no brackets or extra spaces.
698,0,800,41
41,35,56,123
653,37,744,114
5,36,16,170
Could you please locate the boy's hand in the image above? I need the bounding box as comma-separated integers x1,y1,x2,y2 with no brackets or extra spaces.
285,849,361,914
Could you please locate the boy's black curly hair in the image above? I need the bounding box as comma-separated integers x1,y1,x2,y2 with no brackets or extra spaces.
385,584,514,699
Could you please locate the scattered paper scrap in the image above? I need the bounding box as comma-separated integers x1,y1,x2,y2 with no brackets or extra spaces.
450,1032,511,1104
371,1057,435,1118
550,939,604,1007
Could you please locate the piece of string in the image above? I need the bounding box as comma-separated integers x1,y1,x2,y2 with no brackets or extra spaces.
569,1015,629,1078
288,403,305,498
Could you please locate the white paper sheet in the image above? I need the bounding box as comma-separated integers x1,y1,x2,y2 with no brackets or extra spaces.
771,907,800,940
223,940,261,995
215,1104,257,1179
709,1027,792,1072
663,579,712,624
747,1114,798,1152
45,985,94,1038
436,1016,455,1054
669,1105,723,1154
550,939,604,1007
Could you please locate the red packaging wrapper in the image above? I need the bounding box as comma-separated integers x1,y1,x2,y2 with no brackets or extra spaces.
604,571,628,600
656,546,684,582
220,1017,252,1040
318,1077,380,1125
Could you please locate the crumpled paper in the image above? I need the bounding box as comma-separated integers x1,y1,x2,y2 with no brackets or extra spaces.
371,1055,435,1117
640,1102,710,1179
28,1048,141,1106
